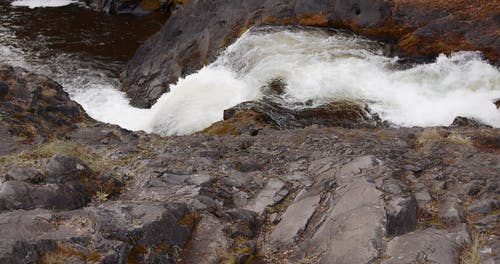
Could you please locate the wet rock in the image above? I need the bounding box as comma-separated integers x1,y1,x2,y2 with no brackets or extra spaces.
183,214,228,264
269,190,320,248
468,199,500,214
262,78,287,96
221,99,384,130
386,195,417,236
120,0,392,107
450,116,492,128
245,178,287,215
439,195,463,226
382,228,461,264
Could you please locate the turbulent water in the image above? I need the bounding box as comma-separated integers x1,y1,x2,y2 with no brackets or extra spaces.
151,28,500,135
1,4,500,135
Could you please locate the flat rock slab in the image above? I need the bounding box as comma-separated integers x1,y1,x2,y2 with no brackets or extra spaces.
306,177,386,264
245,178,287,215
382,228,461,264
269,190,321,248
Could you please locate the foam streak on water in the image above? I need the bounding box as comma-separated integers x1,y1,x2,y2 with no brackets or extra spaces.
11,0,78,8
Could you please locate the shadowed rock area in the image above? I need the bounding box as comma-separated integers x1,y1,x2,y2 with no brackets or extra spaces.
120,0,500,107
0,65,498,263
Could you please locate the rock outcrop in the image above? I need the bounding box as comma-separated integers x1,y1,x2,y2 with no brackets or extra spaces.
0,64,89,154
120,0,500,107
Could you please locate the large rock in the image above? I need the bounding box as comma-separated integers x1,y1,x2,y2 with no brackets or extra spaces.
0,201,194,263
121,0,500,107
0,181,89,212
45,154,93,184
0,64,89,151
303,156,386,264
206,99,385,133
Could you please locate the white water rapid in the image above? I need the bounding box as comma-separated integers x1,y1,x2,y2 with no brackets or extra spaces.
1,23,499,135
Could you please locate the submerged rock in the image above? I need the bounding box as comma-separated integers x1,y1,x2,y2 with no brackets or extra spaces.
206,99,385,135
450,116,492,128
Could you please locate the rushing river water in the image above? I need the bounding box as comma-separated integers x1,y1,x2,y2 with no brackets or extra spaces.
1,2,500,135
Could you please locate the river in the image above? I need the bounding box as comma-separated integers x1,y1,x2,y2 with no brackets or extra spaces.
1,1,499,135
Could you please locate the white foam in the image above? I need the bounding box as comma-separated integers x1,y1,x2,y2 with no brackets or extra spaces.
147,28,499,134
71,85,153,132
150,68,259,135
11,0,77,8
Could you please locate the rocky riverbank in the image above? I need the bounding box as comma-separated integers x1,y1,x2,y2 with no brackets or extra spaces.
0,63,499,263
119,0,500,107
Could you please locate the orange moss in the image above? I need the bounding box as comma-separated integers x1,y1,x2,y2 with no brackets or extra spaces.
126,243,148,264
203,111,270,136
297,13,329,26
177,212,199,226
38,243,101,264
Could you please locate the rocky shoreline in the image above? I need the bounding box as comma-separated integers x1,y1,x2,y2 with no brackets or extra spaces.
1,0,499,263
0,63,499,263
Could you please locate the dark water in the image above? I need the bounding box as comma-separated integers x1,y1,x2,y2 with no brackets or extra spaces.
0,1,167,73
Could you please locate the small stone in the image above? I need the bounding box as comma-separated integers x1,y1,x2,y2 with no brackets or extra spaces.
415,189,432,204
